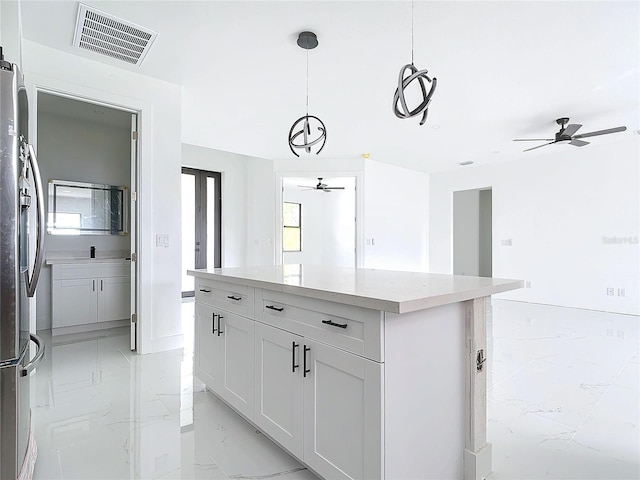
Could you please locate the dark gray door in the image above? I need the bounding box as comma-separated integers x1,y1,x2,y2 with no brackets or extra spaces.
181,168,221,297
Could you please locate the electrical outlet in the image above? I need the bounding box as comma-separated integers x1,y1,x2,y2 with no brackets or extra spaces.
525,280,531,288
617,288,625,297
606,287,615,296
501,239,513,246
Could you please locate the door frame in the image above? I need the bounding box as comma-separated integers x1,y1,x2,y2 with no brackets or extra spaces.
32,87,140,350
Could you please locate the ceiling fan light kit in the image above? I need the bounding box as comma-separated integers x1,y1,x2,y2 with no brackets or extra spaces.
288,31,327,157
392,1,437,126
514,117,627,152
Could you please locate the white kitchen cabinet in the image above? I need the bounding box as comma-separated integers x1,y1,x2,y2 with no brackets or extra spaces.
189,266,522,480
303,338,382,480
194,279,255,420
219,310,254,419
254,322,304,458
194,303,219,388
254,321,382,480
50,261,131,334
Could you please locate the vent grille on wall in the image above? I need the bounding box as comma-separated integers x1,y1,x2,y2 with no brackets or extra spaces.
73,4,158,66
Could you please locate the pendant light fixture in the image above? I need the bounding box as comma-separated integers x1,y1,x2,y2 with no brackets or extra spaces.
392,1,437,126
288,31,327,157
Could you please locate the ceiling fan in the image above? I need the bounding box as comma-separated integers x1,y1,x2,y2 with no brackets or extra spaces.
513,117,627,152
298,178,345,193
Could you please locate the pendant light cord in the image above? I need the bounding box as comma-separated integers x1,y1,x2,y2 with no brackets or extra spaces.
411,0,414,65
306,47,309,115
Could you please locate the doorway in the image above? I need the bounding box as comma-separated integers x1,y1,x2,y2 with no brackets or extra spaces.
453,188,492,277
35,91,139,349
181,168,221,297
279,176,357,267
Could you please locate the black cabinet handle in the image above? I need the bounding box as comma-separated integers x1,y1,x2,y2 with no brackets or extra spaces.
199,288,211,293
217,314,224,336
322,319,348,329
212,312,217,334
303,345,311,377
265,305,284,312
292,342,299,372
227,295,242,301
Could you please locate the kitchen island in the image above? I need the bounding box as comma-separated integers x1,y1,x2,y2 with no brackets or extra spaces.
187,265,522,480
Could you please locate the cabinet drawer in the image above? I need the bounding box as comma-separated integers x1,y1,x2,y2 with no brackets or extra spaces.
256,289,383,362
195,278,254,317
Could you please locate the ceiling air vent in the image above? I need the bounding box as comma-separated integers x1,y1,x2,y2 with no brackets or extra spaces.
73,4,158,66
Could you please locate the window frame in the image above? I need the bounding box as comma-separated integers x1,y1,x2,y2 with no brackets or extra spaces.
283,201,302,252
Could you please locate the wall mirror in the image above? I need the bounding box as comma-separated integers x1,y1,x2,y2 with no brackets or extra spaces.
48,179,128,235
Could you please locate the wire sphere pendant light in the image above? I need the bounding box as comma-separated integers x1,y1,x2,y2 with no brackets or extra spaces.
392,1,437,125
288,31,327,157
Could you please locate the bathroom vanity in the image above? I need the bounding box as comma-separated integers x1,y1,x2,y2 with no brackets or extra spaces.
188,265,522,480
47,258,131,335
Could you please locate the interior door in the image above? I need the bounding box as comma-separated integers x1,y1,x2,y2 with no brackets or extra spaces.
130,114,138,350
181,168,221,297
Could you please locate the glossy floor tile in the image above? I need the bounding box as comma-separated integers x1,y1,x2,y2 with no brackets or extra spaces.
31,300,639,479
486,301,639,480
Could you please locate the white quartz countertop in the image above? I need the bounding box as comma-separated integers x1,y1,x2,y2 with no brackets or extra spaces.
45,257,131,265
188,265,523,314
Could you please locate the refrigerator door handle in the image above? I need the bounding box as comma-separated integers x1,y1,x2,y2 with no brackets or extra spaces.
25,143,45,298
21,334,45,377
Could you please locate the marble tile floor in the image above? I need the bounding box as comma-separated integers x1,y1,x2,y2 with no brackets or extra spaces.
30,299,638,480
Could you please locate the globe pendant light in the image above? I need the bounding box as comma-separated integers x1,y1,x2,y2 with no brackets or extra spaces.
392,1,437,126
288,31,327,157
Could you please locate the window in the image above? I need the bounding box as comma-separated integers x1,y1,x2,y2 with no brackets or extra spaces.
283,202,302,252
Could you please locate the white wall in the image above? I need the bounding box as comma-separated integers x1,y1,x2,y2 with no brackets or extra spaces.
181,144,275,267
0,0,22,69
24,40,183,353
430,139,640,315
274,158,429,272
36,110,131,329
362,159,429,272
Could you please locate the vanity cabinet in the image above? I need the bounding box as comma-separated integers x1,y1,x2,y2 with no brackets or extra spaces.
51,261,130,333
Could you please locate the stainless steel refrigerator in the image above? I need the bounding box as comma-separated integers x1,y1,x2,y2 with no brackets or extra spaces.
0,47,46,480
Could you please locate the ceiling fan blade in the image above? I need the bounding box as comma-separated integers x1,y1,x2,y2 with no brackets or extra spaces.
513,138,554,142
325,187,345,190
569,139,589,147
523,141,556,152
560,124,582,137
573,126,627,139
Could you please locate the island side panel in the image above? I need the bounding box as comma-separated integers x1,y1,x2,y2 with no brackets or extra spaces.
464,296,492,480
384,302,466,480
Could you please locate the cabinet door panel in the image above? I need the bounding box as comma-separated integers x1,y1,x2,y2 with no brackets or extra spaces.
194,303,221,389
53,278,98,327
220,312,254,419
254,322,303,459
303,340,383,480
98,276,131,322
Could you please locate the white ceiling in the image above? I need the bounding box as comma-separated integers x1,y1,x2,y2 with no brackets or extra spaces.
20,1,640,173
